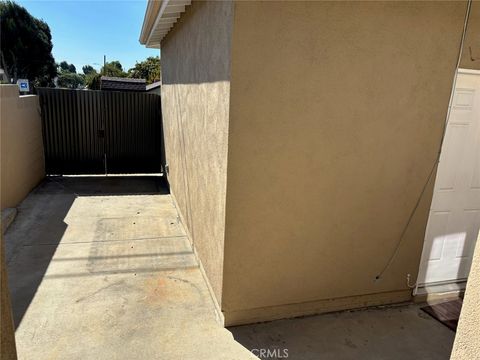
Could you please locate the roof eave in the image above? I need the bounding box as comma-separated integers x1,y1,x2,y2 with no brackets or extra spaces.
139,0,155,44
139,0,191,49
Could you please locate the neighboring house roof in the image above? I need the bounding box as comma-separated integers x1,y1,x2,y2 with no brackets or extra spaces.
139,0,192,48
146,81,161,91
100,76,146,92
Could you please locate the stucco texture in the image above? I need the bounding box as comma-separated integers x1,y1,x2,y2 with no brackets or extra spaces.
451,232,480,360
460,0,480,70
1,234,16,359
222,1,469,324
451,4,480,358
160,0,233,305
1,85,45,210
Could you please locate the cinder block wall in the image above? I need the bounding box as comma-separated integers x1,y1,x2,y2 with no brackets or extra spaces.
0,85,45,210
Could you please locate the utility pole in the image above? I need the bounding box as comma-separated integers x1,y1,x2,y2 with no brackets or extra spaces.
103,55,106,75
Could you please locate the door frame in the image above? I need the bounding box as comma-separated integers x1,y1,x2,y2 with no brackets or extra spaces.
415,68,480,294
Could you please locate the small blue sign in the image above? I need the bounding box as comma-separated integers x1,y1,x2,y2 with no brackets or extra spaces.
17,79,30,92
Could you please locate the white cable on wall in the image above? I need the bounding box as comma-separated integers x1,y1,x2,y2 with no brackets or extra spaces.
375,0,473,286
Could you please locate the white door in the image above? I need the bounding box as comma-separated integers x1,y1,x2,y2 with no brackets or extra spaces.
417,70,480,286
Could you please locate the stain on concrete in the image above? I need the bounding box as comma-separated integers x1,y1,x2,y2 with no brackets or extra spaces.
75,280,126,303
6,177,255,359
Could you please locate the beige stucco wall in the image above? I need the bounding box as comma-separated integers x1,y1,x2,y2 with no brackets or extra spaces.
1,234,17,359
451,5,480,358
222,1,469,324
1,85,45,210
460,0,480,70
160,1,233,305
451,232,480,359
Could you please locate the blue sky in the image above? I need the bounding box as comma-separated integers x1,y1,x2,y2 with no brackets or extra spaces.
16,0,159,73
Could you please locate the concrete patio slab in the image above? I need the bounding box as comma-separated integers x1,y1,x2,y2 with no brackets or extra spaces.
63,196,178,219
230,303,456,360
5,176,255,360
4,176,456,359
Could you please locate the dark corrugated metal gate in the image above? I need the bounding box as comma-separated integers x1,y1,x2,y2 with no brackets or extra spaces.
37,88,163,175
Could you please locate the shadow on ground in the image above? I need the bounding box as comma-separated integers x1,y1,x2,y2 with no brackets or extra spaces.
37,175,169,196
5,175,458,359
229,304,456,360
5,175,169,329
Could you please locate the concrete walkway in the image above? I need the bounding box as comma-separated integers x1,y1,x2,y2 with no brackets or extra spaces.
5,176,455,359
230,303,456,360
5,176,254,360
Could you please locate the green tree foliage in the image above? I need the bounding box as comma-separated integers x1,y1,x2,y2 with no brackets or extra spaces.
82,65,95,75
85,72,101,90
59,61,76,73
56,71,84,89
81,64,100,89
101,61,126,77
127,56,160,84
0,1,57,86
57,60,84,89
